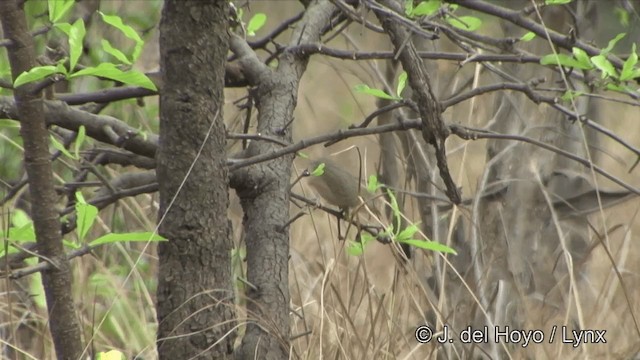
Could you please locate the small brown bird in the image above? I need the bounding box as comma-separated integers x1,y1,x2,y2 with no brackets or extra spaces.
307,158,363,211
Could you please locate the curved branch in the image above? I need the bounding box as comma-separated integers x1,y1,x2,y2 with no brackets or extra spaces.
448,0,624,68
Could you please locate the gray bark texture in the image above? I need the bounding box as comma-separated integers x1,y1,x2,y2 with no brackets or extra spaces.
156,1,236,359
0,1,84,359
229,2,337,358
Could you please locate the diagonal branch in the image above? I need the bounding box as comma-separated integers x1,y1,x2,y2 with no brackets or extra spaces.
371,0,461,203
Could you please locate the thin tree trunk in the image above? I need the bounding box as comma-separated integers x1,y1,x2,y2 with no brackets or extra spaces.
0,1,84,359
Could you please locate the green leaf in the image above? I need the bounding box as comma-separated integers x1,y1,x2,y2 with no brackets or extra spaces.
69,63,157,91
98,12,144,62
51,135,75,159
347,241,365,256
101,39,132,65
591,55,617,79
13,65,59,88
447,16,482,31
0,223,35,244
560,90,583,102
396,71,407,97
311,162,325,177
404,0,414,16
48,0,74,23
620,43,638,81
354,84,401,100
614,7,630,28
545,0,572,4
63,239,82,250
76,191,98,241
520,32,535,42
74,125,86,160
346,233,375,256
68,19,85,71
246,13,267,36
0,119,20,128
540,53,589,70
53,20,86,70
10,209,31,228
297,152,309,159
601,33,626,56
411,0,441,17
89,232,167,246
30,271,46,309
396,223,420,243
367,175,381,193
572,47,592,69
400,239,457,254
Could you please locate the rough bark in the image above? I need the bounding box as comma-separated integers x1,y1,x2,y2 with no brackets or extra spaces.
374,0,461,204
156,1,236,359
0,1,84,359
228,2,337,358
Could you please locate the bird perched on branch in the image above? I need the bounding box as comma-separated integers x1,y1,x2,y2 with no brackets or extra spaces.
306,157,411,260
307,157,364,212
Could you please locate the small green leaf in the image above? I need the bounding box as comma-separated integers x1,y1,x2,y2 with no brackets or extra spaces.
311,162,325,177
10,209,31,228
63,239,82,249
545,0,572,4
54,20,86,70
367,175,381,193
404,0,414,16
447,16,482,31
354,84,401,100
560,90,583,102
89,232,167,246
614,7,630,28
101,39,132,65
98,12,144,62
591,55,617,78
51,135,75,159
396,223,420,243
630,69,640,80
0,119,20,128
30,271,46,308
396,71,408,97
13,65,59,88
246,13,267,36
68,19,85,71
572,47,592,69
74,125,86,159
69,63,157,91
601,33,626,56
76,191,98,241
411,0,441,17
346,233,375,256
48,0,74,23
520,32,536,42
620,43,638,81
0,223,35,244
540,53,589,69
297,152,309,159
400,239,457,254
347,241,365,256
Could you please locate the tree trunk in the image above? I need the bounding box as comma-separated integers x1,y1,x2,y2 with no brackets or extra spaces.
0,1,84,359
156,1,236,359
